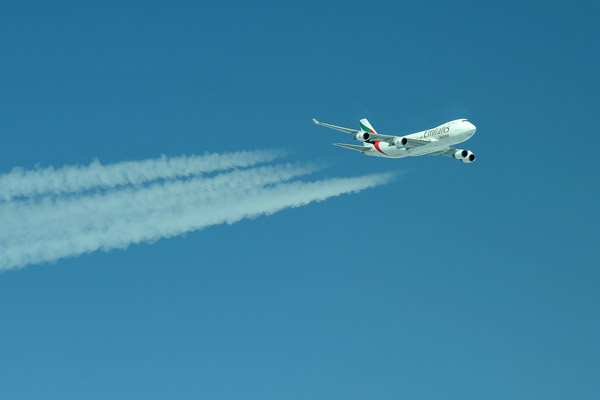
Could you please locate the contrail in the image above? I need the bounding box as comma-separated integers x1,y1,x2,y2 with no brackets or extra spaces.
0,149,285,201
0,152,394,271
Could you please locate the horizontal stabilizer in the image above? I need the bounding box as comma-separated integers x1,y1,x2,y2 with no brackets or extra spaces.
334,143,371,153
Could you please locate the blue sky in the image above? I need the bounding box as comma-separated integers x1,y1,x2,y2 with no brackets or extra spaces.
1,0,599,398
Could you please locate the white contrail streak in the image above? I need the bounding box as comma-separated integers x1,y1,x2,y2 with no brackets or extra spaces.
1,163,320,239
0,149,285,201
0,153,393,271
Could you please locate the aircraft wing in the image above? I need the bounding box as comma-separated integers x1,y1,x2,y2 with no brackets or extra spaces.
314,119,406,142
334,143,371,153
365,135,435,149
313,119,360,135
362,133,435,148
428,147,455,157
394,137,434,148
313,118,433,148
363,132,398,143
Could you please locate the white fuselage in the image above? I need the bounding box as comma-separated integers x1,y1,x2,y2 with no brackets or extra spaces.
363,119,476,158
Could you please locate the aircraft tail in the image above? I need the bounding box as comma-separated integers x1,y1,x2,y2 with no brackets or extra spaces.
359,118,377,147
359,118,377,134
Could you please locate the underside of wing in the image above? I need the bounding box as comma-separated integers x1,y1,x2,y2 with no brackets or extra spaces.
426,147,455,156
441,147,458,157
432,146,476,163
333,143,371,153
369,135,435,148
398,137,435,148
364,132,398,143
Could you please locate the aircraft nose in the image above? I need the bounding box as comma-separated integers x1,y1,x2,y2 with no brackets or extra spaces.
467,121,476,136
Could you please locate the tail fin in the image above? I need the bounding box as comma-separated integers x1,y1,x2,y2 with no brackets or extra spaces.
359,118,377,147
359,118,377,134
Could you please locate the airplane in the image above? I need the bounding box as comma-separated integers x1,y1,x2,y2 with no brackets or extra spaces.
313,117,477,163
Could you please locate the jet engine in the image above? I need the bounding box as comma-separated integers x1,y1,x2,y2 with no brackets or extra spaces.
393,137,408,147
355,132,370,141
454,149,476,163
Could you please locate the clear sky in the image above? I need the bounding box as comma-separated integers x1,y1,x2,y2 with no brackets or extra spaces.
1,0,599,398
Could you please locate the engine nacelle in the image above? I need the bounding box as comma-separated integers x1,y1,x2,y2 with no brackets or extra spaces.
462,151,476,163
355,131,370,142
454,149,476,163
393,137,408,147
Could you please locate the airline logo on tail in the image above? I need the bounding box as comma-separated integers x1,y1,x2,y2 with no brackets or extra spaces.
359,118,377,134
358,118,386,153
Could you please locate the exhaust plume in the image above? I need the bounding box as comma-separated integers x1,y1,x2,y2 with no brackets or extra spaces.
0,151,393,271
